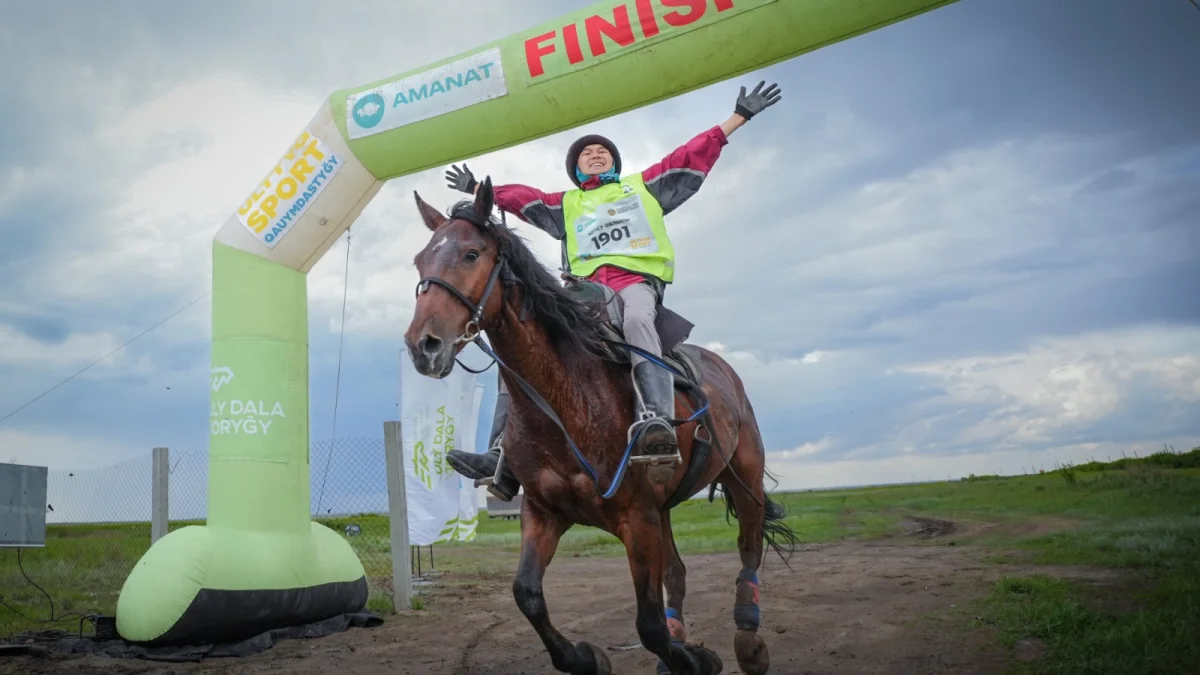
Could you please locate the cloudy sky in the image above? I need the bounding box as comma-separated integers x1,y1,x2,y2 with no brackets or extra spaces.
2,0,1198,512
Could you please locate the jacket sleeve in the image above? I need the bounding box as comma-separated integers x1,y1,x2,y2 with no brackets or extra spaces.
640,125,729,215
493,184,567,240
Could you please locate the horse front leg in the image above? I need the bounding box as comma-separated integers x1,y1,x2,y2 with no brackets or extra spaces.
655,511,689,675
513,501,612,675
621,511,723,675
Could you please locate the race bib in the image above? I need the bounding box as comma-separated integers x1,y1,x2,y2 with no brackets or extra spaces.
573,193,659,259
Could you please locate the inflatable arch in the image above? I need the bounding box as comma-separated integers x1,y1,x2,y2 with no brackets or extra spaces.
116,0,958,645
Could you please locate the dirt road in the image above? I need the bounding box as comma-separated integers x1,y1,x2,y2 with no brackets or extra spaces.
8,532,1120,675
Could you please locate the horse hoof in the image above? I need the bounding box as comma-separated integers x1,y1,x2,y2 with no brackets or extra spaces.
656,639,686,675
734,630,769,675
576,641,612,675
684,642,724,675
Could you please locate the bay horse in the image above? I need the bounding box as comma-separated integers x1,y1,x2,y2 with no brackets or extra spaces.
403,177,799,675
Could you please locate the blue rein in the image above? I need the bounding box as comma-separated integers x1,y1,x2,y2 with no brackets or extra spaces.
472,337,709,500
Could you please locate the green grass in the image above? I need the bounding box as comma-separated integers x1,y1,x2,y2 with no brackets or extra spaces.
4,446,1197,672
977,571,1198,675
970,455,1200,674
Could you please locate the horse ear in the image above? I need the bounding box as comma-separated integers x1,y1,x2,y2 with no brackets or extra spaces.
413,190,447,231
473,176,494,223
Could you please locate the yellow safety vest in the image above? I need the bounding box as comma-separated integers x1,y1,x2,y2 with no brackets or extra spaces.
562,173,675,283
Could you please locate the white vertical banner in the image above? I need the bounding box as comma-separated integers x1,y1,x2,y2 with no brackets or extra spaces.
398,346,484,546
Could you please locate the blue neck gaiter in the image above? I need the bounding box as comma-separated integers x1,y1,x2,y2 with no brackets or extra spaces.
576,166,620,186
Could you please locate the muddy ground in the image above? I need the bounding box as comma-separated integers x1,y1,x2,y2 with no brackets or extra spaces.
7,519,1121,675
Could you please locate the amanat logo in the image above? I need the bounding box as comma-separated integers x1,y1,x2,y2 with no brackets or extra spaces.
524,0,739,79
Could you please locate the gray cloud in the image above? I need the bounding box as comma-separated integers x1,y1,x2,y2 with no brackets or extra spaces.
1,0,1197,485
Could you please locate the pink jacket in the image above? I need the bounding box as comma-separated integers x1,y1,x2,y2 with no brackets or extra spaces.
491,125,729,293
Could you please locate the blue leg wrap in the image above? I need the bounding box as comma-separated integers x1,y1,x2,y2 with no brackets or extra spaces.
734,569,761,632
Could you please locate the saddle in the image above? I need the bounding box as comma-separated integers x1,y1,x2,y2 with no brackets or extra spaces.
562,279,700,388
562,279,714,510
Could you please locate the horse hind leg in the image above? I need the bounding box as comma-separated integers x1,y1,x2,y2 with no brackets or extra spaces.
721,403,798,675
723,480,770,675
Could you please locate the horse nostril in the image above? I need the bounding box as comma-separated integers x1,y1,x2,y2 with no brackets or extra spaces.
417,334,444,360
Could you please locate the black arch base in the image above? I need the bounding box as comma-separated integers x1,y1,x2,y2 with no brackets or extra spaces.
148,576,371,647
49,577,380,663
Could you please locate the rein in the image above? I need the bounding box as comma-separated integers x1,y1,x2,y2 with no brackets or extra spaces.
474,337,710,500
415,251,711,500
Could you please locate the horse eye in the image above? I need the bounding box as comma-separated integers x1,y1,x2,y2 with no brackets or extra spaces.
464,250,479,262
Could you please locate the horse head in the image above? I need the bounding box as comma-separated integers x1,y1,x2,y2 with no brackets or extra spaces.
404,176,504,378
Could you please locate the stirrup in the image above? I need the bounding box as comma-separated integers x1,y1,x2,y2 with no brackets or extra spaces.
473,435,509,501
628,450,683,466
627,416,682,466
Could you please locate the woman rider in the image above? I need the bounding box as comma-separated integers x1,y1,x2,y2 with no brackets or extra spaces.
444,80,783,500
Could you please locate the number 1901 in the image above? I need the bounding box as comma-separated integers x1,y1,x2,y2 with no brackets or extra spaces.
591,225,632,250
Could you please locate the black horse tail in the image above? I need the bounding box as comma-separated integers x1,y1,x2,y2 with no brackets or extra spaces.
714,468,801,569
761,493,802,568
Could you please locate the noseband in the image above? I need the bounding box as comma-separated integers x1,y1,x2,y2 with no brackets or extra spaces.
415,252,506,346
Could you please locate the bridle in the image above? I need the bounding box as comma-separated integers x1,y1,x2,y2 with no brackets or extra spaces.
417,242,506,372
413,206,513,348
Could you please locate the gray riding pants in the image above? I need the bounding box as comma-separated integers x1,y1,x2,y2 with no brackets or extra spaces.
489,280,662,438
618,281,662,368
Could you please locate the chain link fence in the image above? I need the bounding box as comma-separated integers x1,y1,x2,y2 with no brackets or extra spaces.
309,437,396,614
1,438,399,638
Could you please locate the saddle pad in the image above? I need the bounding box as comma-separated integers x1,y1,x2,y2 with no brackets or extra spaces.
564,279,695,358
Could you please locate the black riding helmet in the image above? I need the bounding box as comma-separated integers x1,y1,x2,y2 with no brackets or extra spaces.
565,134,621,187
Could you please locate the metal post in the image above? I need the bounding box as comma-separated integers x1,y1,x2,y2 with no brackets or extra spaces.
151,447,169,543
383,421,413,612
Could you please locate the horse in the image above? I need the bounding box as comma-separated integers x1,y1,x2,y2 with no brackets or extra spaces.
402,177,799,675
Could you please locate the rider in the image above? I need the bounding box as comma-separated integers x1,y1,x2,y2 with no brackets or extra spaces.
444,81,783,500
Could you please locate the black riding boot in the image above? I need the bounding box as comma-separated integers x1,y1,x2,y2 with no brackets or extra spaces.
630,360,681,484
446,390,521,501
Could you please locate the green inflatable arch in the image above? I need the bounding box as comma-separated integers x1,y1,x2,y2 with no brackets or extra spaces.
116,0,957,646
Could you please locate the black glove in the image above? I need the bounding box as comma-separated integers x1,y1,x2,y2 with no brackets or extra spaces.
445,163,477,194
735,81,782,120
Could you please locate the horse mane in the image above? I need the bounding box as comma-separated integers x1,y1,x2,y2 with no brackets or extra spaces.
447,200,615,364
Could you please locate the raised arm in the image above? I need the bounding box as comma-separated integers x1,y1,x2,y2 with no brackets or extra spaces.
445,164,566,239
640,126,729,216
642,81,782,215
